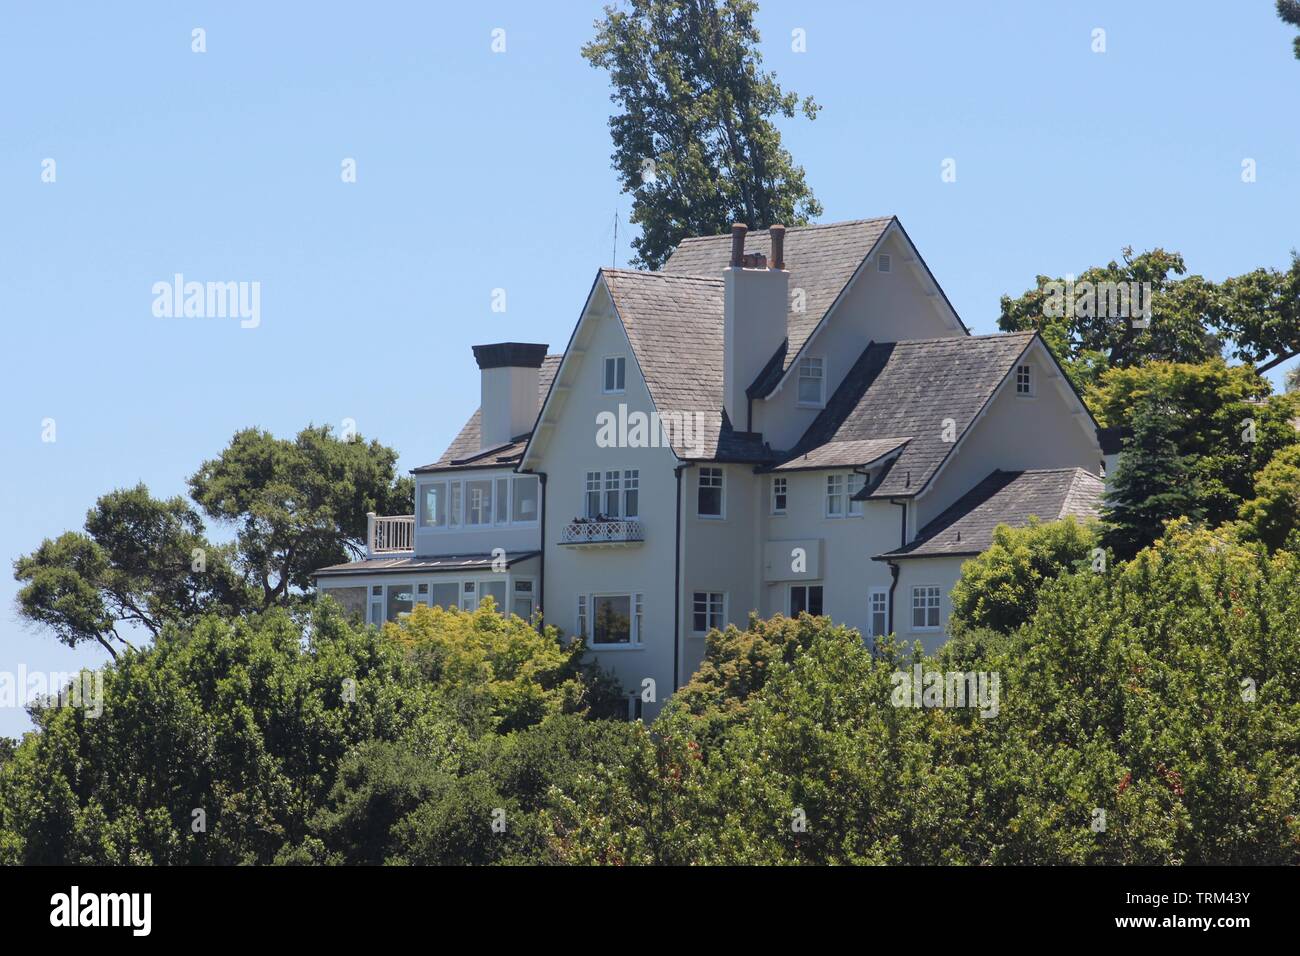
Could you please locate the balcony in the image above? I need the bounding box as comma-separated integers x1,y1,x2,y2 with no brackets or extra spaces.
367,512,414,556
559,518,645,548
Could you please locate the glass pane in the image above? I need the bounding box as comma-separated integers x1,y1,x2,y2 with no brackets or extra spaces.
791,587,807,616
429,582,459,609
496,479,509,524
420,482,446,528
512,598,533,619
593,595,632,644
699,487,721,516
466,480,493,525
809,586,824,616
480,580,506,612
448,483,462,527
625,488,638,518
386,585,414,622
513,476,539,522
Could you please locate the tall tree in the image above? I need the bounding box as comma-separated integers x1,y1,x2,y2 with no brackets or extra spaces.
13,485,246,658
999,248,1300,393
583,0,823,269
1280,0,1300,58
189,425,413,608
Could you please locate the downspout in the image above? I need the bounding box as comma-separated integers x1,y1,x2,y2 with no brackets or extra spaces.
537,472,547,633
887,499,907,638
673,463,688,692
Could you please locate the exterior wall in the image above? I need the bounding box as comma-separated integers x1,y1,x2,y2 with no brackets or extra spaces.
914,348,1101,528
532,297,680,719
756,230,964,450
680,462,763,680
892,556,969,654
411,465,541,558
480,365,539,448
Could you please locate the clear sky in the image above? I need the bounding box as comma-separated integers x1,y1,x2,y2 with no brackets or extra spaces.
2,1,1297,737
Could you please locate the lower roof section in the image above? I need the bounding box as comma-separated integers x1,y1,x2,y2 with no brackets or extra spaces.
315,550,541,578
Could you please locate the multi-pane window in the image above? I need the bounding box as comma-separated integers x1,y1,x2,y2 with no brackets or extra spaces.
576,594,588,639
603,355,626,393
869,588,889,638
826,474,845,517
912,586,941,630
692,592,725,634
1015,363,1033,396
698,467,724,517
797,357,825,405
771,476,788,515
848,472,866,516
585,470,638,519
512,580,534,619
466,479,493,525
790,584,824,617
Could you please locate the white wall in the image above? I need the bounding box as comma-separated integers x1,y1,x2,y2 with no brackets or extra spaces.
893,556,968,654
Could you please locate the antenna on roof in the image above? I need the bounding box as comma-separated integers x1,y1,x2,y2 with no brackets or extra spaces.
612,210,618,268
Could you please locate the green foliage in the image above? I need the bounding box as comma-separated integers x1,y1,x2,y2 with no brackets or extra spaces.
1280,0,1300,59
998,248,1300,392
1239,444,1300,551
950,518,1099,633
582,0,822,269
189,425,412,608
545,524,1300,864
13,485,247,657
1092,360,1299,557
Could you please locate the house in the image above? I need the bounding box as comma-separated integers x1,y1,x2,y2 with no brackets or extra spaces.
315,217,1104,717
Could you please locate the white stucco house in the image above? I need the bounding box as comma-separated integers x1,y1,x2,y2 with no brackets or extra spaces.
315,217,1105,717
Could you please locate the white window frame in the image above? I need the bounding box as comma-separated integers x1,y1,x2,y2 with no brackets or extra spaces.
1015,363,1034,397
869,587,889,639
602,354,627,394
771,476,788,516
583,469,638,519
697,466,725,519
789,584,825,617
848,472,866,517
797,357,826,407
911,585,942,632
581,591,643,648
691,591,727,635
418,474,538,532
825,473,846,518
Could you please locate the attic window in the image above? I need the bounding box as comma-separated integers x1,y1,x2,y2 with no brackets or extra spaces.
877,254,892,273
1015,363,1034,396
603,355,626,394
797,357,825,406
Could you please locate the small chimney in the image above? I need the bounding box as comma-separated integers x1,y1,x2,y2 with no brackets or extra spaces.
730,223,748,267
769,224,786,270
472,342,548,450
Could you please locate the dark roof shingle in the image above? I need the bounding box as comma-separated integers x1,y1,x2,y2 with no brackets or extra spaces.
876,468,1103,560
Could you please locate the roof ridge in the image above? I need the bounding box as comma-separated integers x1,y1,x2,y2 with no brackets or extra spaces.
675,217,896,243
602,267,724,284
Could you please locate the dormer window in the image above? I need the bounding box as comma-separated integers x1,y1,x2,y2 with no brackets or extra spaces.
797,357,825,407
603,355,626,394
1015,363,1034,397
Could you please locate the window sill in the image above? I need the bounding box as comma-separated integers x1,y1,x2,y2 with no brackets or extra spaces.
796,402,825,410
696,514,725,521
588,642,644,651
910,626,942,633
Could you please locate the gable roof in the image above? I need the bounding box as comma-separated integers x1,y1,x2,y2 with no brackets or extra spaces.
663,218,895,382
875,467,1104,560
600,268,770,462
414,354,561,473
787,331,1036,498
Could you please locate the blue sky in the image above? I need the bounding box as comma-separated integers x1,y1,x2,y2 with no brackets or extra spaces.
2,1,1297,737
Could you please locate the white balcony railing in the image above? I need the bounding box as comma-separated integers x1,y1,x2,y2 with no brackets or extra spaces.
367,512,415,556
559,518,645,547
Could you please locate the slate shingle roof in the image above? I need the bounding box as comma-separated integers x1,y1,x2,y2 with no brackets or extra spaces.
414,355,561,473
875,468,1104,560
788,332,1036,498
316,550,541,576
663,218,894,383
600,268,771,461
769,437,910,472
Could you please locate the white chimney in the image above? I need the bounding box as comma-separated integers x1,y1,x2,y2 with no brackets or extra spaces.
472,342,548,450
723,223,788,430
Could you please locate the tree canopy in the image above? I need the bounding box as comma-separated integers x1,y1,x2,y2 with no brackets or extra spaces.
583,0,822,269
